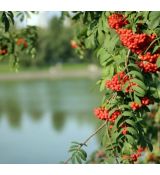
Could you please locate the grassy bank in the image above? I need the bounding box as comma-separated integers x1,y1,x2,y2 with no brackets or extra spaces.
0,63,101,81
0,63,91,74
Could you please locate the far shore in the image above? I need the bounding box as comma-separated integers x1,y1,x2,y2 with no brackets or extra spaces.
0,65,101,81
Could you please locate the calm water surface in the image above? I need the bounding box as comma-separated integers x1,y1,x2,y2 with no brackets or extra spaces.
0,78,101,163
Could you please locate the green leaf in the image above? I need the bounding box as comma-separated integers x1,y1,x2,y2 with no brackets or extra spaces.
153,45,160,53
69,148,78,152
78,149,87,161
134,94,141,105
156,58,160,67
85,33,95,48
122,111,133,117
122,142,132,155
127,70,144,80
115,115,126,128
132,86,146,97
71,154,76,164
105,58,114,67
97,28,105,45
127,127,138,136
124,119,136,127
128,63,141,71
1,12,10,32
75,154,82,164
147,142,153,152
119,104,131,110
126,134,135,145
100,77,107,91
130,79,147,91
148,12,160,29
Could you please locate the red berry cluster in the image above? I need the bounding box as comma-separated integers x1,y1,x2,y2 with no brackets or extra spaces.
139,52,159,63
137,61,158,73
94,107,109,120
116,29,156,54
94,107,121,123
0,49,7,55
130,97,152,110
106,72,129,91
108,13,129,29
16,38,28,48
130,146,145,162
106,71,137,93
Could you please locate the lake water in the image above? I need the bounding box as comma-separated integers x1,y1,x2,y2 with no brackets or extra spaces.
0,78,101,163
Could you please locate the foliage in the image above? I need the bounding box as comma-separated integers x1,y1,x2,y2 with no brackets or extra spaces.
65,11,160,164
35,16,96,67
0,11,38,70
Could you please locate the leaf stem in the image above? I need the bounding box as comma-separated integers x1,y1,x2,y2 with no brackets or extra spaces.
125,50,131,72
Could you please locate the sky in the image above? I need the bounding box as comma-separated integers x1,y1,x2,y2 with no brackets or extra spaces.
16,11,61,28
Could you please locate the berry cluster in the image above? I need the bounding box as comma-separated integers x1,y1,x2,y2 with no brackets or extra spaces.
141,97,151,105
130,147,145,162
0,49,7,55
108,13,129,29
16,38,28,48
137,61,158,73
116,29,156,54
94,107,121,123
130,97,152,110
106,72,129,91
94,107,109,120
106,71,137,93
139,52,159,63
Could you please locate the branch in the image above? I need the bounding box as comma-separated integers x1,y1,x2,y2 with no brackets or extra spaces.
64,121,107,164
64,87,117,163
125,50,131,72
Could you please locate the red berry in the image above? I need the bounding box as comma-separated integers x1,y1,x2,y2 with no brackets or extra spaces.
70,40,78,49
141,97,151,106
16,38,28,48
122,127,127,135
130,154,138,162
130,102,141,110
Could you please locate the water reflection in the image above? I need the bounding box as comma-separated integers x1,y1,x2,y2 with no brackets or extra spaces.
0,78,101,163
52,111,66,132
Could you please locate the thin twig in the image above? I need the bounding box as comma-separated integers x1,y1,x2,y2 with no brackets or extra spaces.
125,50,131,72
64,121,107,164
144,37,160,54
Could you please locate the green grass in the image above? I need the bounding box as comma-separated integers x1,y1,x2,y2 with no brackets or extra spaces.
0,63,90,73
0,63,13,73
